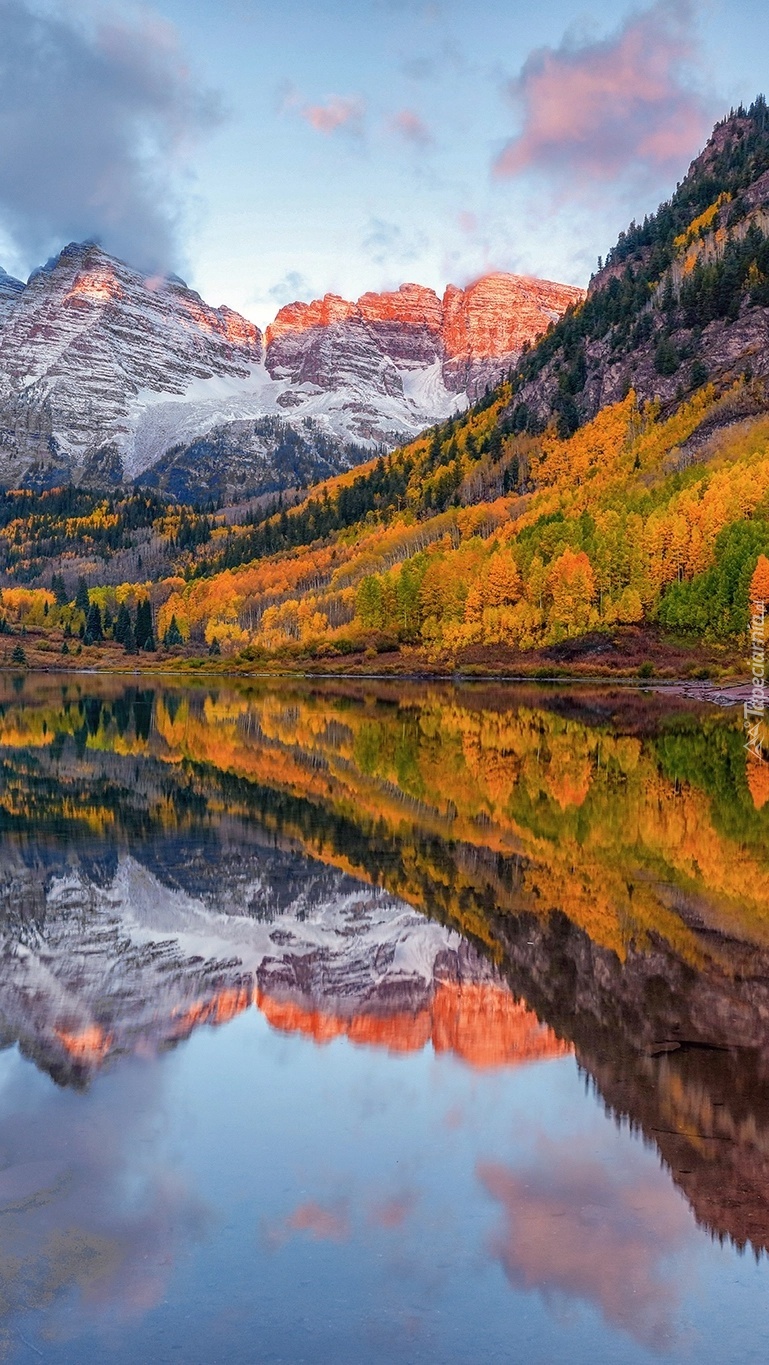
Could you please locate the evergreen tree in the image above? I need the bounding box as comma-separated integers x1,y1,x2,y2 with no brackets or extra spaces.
10,643,26,667
654,334,679,376
691,358,709,387
163,615,184,647
114,602,132,646
84,602,103,645
51,574,68,606
135,598,155,651
74,578,90,613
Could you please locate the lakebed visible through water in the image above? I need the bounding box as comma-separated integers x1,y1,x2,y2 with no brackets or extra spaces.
1,674,769,1363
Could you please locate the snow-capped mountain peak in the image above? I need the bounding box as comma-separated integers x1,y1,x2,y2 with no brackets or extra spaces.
0,243,583,497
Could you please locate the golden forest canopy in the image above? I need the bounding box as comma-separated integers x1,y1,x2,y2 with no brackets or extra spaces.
4,101,769,666
3,377,769,667
2,679,769,968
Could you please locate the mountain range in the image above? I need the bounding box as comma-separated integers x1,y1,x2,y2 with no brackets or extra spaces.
0,244,581,499
3,100,769,673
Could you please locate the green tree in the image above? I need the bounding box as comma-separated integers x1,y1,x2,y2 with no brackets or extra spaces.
690,357,708,387
163,615,184,647
84,602,103,645
396,559,426,639
74,578,90,613
135,598,155,651
51,574,68,606
114,602,132,646
654,334,679,376
356,576,385,629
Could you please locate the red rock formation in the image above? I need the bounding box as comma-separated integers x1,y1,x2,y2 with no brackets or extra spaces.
265,284,442,348
441,273,585,394
357,283,443,331
265,294,357,346
265,272,584,403
441,272,583,359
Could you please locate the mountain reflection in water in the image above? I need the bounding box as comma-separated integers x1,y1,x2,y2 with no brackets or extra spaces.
1,674,769,1363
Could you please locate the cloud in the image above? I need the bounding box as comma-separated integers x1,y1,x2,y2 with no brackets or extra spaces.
478,1137,692,1349
390,109,433,146
493,0,716,190
299,95,365,136
268,270,316,307
0,0,223,273
362,216,429,267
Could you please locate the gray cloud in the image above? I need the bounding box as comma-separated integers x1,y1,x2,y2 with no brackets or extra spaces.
268,270,316,306
362,216,429,267
0,1,223,273
494,1,717,193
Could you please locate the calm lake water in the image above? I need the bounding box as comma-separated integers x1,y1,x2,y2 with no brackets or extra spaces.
1,673,769,1363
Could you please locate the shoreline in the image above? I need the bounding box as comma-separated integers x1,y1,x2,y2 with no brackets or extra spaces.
0,662,752,706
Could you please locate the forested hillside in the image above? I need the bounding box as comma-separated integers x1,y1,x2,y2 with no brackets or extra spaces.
3,102,769,677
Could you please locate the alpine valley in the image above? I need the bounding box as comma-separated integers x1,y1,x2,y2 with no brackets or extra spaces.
3,99,769,678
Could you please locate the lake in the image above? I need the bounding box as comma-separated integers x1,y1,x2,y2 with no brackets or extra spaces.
0,673,768,1363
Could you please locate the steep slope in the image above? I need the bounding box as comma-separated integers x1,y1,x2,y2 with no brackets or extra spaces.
503,97,769,438
0,267,24,326
139,415,370,504
0,251,581,492
441,273,582,395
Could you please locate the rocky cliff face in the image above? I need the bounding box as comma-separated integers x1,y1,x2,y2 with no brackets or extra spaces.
0,245,581,492
0,267,24,326
441,273,583,396
266,274,584,407
0,242,263,487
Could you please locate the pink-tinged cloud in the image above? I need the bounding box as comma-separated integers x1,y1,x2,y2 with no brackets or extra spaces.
266,1199,349,1247
300,95,364,136
494,0,716,187
478,1138,693,1349
390,109,433,146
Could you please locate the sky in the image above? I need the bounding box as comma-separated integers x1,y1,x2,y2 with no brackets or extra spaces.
0,0,767,326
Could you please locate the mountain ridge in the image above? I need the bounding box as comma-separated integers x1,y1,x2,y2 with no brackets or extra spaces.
0,244,581,498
